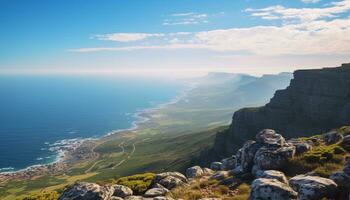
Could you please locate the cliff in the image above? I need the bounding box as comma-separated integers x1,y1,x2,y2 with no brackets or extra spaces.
214,63,350,156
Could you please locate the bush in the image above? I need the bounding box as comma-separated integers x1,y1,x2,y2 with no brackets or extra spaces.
116,173,155,194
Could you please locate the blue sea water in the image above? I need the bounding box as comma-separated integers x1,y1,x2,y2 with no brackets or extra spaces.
0,75,185,172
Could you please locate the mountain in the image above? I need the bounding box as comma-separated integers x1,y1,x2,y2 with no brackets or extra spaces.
213,63,350,157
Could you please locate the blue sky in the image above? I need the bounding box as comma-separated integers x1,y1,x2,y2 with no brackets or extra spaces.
1,0,350,77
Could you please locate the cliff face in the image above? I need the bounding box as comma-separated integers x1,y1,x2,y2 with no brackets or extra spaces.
214,63,350,156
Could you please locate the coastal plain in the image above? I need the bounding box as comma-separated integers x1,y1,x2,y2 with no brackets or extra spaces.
0,73,291,199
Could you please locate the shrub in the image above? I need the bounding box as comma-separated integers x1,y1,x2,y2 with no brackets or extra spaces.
116,173,155,194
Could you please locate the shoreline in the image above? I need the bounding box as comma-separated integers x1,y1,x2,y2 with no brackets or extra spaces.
0,81,196,180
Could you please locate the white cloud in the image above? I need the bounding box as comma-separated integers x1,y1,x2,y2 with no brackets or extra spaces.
246,0,350,22
163,12,209,26
301,0,321,3
94,33,164,42
72,1,350,56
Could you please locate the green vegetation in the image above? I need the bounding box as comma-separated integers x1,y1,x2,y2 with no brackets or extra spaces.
286,136,348,177
20,191,58,200
115,173,155,194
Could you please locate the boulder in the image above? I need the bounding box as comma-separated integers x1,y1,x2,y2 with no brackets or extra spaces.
110,197,124,200
256,129,286,147
234,140,261,173
253,145,295,171
154,172,187,183
210,171,230,180
159,176,185,190
153,197,174,200
58,182,114,200
323,130,343,144
186,166,203,178
144,188,169,197
330,156,350,188
287,139,312,155
249,178,298,200
202,168,214,176
124,196,143,200
255,170,288,185
210,162,222,171
221,156,236,170
112,185,133,198
289,175,337,200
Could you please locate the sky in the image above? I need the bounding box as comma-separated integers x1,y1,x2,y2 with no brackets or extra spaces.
1,0,350,77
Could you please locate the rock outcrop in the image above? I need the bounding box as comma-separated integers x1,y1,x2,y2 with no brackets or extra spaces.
58,182,114,200
289,175,337,200
249,178,298,200
214,63,350,156
234,129,295,174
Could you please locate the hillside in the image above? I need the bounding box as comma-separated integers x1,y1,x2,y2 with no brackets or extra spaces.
212,63,350,157
28,126,350,200
0,72,292,199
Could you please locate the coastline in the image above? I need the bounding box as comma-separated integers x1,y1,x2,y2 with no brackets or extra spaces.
0,81,196,182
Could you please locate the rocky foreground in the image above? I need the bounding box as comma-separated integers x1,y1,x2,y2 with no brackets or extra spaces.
58,128,350,200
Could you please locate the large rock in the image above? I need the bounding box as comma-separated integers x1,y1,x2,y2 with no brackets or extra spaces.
210,162,222,171
234,140,261,173
112,185,133,198
158,176,185,190
331,156,350,188
253,145,295,171
249,178,298,200
289,175,337,200
256,170,288,185
58,182,114,200
287,138,312,155
323,130,343,144
154,172,187,183
144,188,169,197
213,63,350,157
256,129,285,147
124,196,144,200
210,171,230,180
221,156,236,170
186,166,203,178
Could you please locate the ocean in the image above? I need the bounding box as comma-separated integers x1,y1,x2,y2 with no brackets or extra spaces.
0,75,185,172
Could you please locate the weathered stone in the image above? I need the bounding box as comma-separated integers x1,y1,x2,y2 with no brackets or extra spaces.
112,185,133,198
210,171,229,180
124,196,143,200
210,162,222,171
153,197,174,200
159,176,184,190
154,172,187,183
144,188,169,197
255,170,288,185
221,156,236,170
256,129,286,147
249,178,298,200
58,182,114,200
288,138,312,155
186,166,203,178
110,197,124,200
234,140,261,173
289,175,337,200
323,130,343,144
202,168,214,176
253,145,295,171
330,171,350,188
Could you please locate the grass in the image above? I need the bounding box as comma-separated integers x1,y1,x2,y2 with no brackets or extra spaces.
115,173,155,194
285,139,347,177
